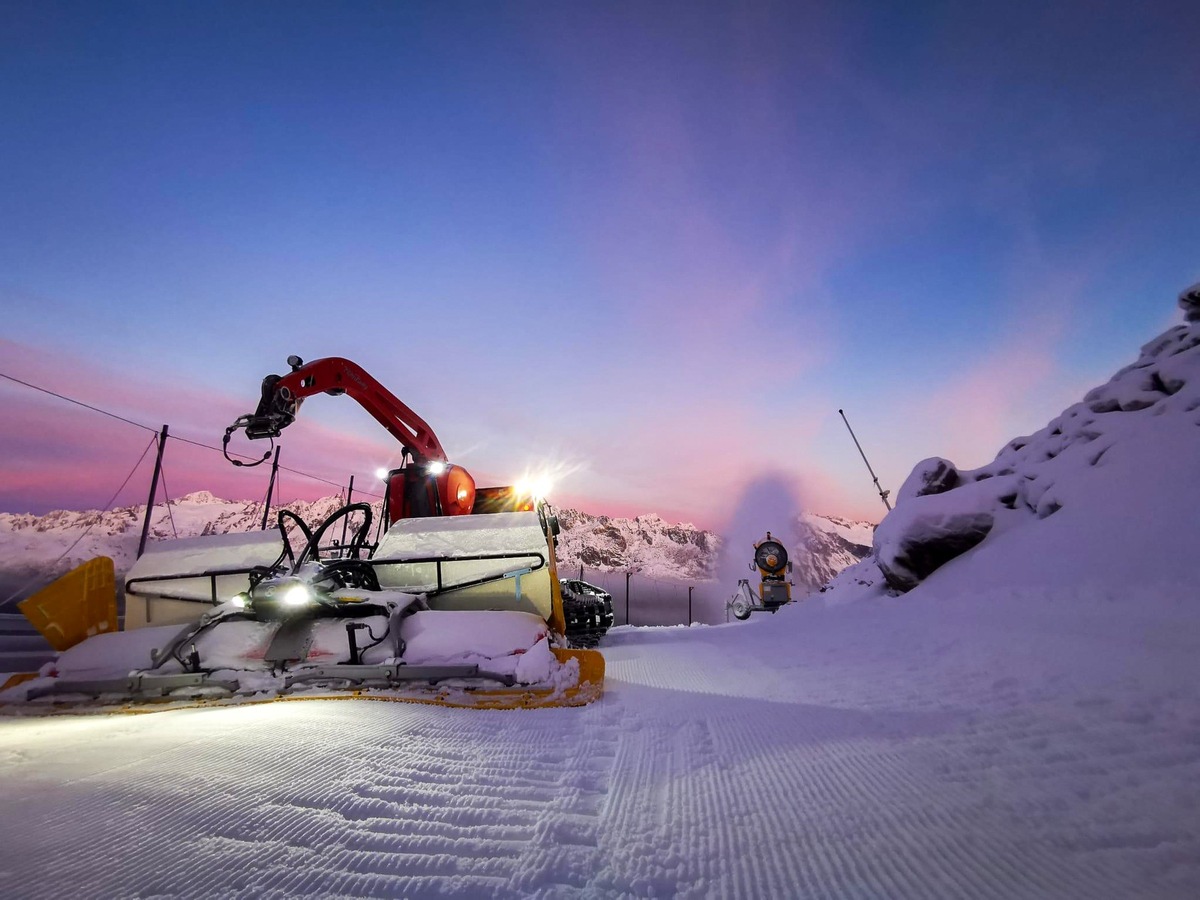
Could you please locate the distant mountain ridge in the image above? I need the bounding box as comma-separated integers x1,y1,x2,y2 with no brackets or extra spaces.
0,492,873,599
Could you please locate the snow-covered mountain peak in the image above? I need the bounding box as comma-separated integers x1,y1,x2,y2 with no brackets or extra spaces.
173,490,226,505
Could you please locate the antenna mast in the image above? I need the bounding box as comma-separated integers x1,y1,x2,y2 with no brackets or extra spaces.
838,409,892,512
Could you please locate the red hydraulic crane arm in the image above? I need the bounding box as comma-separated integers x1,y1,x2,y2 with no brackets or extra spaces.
271,357,447,461
225,355,476,521
227,355,446,462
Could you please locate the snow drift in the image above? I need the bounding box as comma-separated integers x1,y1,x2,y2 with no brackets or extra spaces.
866,286,1200,594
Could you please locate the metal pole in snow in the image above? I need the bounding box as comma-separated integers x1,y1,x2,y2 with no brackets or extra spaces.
625,571,632,626
260,446,281,530
688,586,693,626
340,474,355,546
838,408,892,512
137,425,169,558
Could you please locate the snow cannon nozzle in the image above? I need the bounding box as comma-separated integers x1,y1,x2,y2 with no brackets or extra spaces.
753,535,789,577
728,532,796,621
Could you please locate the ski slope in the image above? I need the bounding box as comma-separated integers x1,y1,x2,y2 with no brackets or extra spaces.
2,578,1197,898
3,299,1197,896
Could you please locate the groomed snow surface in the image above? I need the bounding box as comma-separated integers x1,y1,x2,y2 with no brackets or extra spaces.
3,306,1198,897
2,578,1198,899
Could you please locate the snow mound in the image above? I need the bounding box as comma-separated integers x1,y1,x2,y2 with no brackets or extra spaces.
866,291,1200,594
399,609,559,684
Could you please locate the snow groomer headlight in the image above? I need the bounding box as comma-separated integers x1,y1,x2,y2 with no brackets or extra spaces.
282,584,313,607
249,579,318,621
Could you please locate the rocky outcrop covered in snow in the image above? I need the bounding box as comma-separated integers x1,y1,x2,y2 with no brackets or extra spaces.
872,290,1200,592
1179,281,1200,322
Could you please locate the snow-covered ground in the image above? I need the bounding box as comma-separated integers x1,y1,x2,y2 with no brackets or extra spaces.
2,577,1197,898
1,293,1198,897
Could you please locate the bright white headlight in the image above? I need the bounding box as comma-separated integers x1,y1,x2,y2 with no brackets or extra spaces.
230,593,248,609
515,475,553,499
282,584,312,607
427,460,447,475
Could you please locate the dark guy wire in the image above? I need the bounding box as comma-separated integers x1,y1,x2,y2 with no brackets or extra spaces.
0,434,158,608
0,371,157,433
4,371,386,499
167,433,367,491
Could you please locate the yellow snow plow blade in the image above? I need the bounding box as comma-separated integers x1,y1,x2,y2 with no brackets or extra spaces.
2,647,605,715
243,647,605,712
18,556,116,651
393,648,606,710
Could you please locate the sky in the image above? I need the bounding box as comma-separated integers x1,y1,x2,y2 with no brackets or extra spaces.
1,0,1198,529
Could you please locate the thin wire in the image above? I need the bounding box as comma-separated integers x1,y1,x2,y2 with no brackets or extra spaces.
167,432,272,466
3,371,385,499
0,371,158,433
0,435,157,608
167,433,383,496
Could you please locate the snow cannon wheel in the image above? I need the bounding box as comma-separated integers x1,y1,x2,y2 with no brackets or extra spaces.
732,598,752,621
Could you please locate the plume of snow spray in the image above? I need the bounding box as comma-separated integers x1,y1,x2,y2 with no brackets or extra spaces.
693,472,804,622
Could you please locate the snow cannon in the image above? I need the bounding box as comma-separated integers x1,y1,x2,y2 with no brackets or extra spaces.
728,532,795,621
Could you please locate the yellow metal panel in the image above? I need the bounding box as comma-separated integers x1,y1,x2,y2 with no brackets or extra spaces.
1,672,38,691
18,557,117,651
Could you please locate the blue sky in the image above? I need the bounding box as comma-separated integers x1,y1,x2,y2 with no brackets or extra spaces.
2,1,1198,526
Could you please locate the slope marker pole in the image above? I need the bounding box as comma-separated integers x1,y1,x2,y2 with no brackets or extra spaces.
340,474,355,546
838,409,892,512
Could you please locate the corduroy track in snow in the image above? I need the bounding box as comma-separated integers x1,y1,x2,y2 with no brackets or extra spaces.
3,589,1199,898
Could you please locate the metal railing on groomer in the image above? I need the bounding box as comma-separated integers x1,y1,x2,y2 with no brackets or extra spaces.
124,551,548,605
